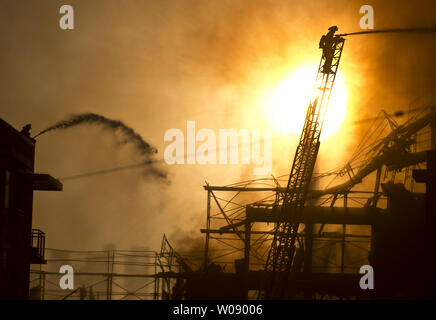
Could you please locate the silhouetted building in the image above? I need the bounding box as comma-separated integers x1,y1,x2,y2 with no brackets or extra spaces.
0,119,62,300
413,150,436,299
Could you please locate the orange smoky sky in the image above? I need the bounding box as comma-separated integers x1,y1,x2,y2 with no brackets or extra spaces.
0,0,435,252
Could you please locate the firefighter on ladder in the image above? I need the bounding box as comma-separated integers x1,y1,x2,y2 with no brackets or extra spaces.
319,26,339,74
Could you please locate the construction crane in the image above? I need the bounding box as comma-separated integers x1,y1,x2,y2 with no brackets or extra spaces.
262,26,345,299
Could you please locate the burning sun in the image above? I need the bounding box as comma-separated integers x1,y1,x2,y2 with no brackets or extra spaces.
263,66,347,138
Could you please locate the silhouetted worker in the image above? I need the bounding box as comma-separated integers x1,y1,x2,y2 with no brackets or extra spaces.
319,26,339,74
88,286,95,300
20,124,32,137
79,285,87,300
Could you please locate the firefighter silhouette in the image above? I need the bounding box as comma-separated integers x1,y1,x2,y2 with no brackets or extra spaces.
319,26,339,74
20,124,32,137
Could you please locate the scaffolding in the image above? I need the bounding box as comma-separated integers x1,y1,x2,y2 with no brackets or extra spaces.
29,234,190,300
198,107,435,299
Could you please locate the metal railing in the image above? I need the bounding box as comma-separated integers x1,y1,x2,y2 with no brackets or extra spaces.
31,229,46,263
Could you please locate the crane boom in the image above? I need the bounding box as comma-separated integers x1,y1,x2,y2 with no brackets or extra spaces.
263,27,345,299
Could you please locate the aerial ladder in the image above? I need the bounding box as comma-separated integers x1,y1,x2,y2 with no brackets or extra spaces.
262,26,345,299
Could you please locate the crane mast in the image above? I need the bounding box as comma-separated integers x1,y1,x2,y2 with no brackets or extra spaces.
263,27,345,299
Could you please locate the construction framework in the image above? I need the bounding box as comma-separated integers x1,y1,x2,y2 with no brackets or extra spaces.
29,235,189,300
198,106,435,299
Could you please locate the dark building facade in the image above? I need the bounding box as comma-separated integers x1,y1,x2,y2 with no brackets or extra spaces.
0,119,62,299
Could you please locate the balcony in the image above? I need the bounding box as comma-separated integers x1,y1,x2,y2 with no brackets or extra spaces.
30,229,46,264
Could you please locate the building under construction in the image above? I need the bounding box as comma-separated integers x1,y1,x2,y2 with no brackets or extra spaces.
171,112,436,300
156,27,436,300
